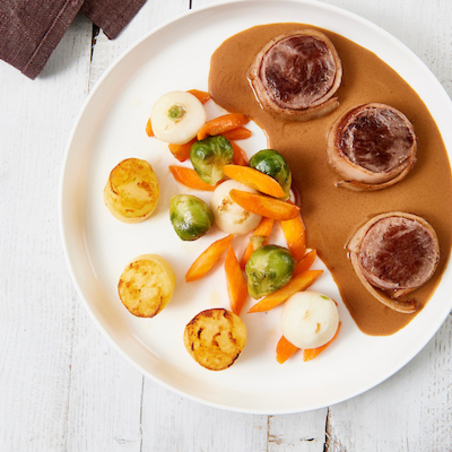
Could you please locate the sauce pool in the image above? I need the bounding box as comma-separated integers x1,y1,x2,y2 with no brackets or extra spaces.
208,23,452,336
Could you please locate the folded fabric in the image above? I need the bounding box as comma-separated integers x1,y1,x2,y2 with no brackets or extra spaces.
0,0,147,79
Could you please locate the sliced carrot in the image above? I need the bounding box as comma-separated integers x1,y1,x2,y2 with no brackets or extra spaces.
225,245,248,315
303,323,342,362
280,210,307,261
168,138,197,162
221,127,252,141
230,141,249,166
229,189,300,221
224,165,286,198
248,270,323,313
145,118,154,137
169,166,218,191
276,335,299,364
197,113,250,140
185,234,234,282
186,89,211,104
293,250,317,276
240,217,274,269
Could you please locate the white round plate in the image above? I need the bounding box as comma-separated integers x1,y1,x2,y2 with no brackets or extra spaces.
60,0,452,414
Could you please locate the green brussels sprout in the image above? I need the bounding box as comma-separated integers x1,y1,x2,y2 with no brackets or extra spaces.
249,149,292,198
170,194,213,241
190,135,234,185
245,245,295,299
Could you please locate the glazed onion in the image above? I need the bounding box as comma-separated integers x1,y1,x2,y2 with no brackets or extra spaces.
210,180,262,235
150,91,206,145
281,291,339,349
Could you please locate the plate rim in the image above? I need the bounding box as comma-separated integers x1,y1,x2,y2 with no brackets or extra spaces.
59,0,452,414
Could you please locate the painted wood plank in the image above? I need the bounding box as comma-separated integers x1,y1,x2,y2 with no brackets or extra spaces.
136,1,268,450
0,1,451,451
66,303,144,452
187,0,329,449
88,0,190,90
63,2,199,452
0,13,93,451
325,316,452,452
316,1,452,451
318,0,452,96
141,382,268,452
268,410,328,452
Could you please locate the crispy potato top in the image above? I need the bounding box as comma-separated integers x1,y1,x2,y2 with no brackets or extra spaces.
184,308,247,371
104,158,159,223
118,254,175,318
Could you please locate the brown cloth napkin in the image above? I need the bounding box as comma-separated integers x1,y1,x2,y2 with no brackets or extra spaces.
0,0,147,79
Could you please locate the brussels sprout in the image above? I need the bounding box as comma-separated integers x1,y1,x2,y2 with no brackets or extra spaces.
170,194,213,241
249,149,292,198
190,136,234,185
245,245,295,299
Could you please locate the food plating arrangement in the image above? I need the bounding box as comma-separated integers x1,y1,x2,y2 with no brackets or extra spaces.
101,23,452,373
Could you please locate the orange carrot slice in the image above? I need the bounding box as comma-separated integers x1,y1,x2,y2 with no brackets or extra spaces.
145,118,154,137
303,323,341,362
276,335,299,364
230,141,249,166
168,138,197,162
185,234,234,282
169,166,218,191
240,217,274,269
248,270,323,313
280,211,306,261
221,127,252,141
225,245,248,315
197,113,250,140
229,189,300,221
186,89,211,104
224,165,286,198
293,250,317,276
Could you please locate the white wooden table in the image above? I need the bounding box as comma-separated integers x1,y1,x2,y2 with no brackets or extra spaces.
1,0,451,450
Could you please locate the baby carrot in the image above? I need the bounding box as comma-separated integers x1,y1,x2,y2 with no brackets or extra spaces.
168,138,197,162
240,217,274,269
230,141,249,166
145,118,154,137
225,245,248,315
303,323,341,362
229,189,300,221
185,234,234,282
276,336,299,364
186,89,211,104
224,165,286,198
280,210,307,261
248,270,323,313
221,127,252,141
197,113,250,140
293,250,317,276
169,166,218,191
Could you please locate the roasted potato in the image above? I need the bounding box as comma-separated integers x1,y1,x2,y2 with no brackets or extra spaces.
104,158,159,223
118,254,175,318
184,308,247,371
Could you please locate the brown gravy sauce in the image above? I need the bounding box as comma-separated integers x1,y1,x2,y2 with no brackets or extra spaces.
209,23,452,336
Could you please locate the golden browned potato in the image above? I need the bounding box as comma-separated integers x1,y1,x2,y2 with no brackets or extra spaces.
104,158,159,223
118,254,175,318
184,308,247,371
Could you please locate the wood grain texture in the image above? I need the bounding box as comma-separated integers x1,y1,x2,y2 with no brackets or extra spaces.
0,0,451,451
65,2,192,451
141,383,268,451
268,410,328,451
0,13,92,451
